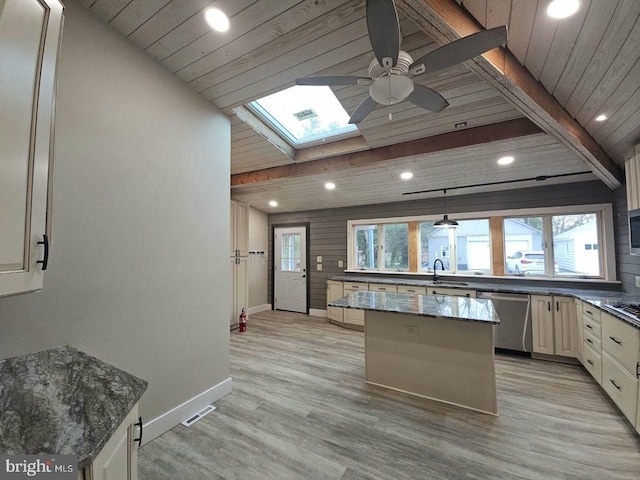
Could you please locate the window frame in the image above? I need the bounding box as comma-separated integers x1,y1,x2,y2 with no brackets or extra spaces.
346,203,615,281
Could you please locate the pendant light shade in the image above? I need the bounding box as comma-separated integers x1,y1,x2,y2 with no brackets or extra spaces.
434,189,458,227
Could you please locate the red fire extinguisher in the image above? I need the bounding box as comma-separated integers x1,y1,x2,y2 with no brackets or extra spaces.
239,308,247,332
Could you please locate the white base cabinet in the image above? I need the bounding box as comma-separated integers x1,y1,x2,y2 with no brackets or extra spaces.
80,404,140,480
326,280,344,323
531,295,577,358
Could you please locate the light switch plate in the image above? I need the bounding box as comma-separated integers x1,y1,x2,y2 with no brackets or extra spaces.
317,264,323,271
338,260,343,268
636,276,640,288
317,256,322,263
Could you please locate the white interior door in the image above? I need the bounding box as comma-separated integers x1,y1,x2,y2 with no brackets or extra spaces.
274,226,307,313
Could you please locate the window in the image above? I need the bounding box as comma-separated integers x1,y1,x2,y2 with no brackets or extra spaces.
383,223,409,270
347,204,613,280
455,219,491,273
280,233,301,272
247,86,358,146
552,213,600,277
355,225,378,269
504,217,544,275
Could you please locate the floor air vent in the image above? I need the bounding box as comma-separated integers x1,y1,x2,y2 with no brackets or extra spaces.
181,405,216,427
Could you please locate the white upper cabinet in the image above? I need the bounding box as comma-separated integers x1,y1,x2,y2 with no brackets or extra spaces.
230,200,249,257
0,0,64,297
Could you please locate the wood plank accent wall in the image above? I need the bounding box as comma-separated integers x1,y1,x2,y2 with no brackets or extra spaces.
614,185,640,295
268,181,614,310
489,217,505,276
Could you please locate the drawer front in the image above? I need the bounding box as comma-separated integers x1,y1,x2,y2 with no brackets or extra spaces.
582,304,601,324
602,351,638,425
397,285,427,295
602,314,640,375
583,329,602,352
369,284,397,293
343,282,368,292
583,342,602,385
582,314,601,339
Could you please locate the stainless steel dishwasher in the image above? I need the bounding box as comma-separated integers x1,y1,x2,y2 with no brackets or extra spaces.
477,291,532,353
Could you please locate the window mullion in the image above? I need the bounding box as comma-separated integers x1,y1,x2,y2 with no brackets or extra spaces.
543,216,554,276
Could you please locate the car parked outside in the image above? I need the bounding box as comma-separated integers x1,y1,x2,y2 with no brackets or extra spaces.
505,250,545,274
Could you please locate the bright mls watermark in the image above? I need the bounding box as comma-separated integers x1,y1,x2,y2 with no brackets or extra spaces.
0,456,76,479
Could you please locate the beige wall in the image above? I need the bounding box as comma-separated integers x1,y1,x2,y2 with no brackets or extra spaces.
248,207,269,308
0,0,231,423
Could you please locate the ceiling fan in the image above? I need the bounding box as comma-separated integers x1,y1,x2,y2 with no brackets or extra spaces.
295,0,507,124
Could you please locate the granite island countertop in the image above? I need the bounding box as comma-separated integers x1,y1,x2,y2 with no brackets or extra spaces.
328,274,640,329
330,291,499,324
0,346,147,468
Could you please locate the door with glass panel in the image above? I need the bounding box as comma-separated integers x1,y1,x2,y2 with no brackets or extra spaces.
274,226,307,313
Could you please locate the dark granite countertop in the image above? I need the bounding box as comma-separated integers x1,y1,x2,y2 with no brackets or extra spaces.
328,275,640,329
0,346,147,468
329,291,499,324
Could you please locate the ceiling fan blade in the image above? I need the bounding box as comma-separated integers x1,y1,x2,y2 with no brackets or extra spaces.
409,25,507,75
295,76,371,86
366,0,400,68
407,85,449,113
349,96,378,124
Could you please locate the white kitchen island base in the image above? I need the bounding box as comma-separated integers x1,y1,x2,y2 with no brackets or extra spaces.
365,310,497,415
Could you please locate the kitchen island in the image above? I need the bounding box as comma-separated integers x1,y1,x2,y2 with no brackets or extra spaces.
330,291,499,414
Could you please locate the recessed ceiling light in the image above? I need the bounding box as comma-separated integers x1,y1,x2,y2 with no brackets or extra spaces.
400,172,413,180
325,182,336,190
497,156,514,165
268,200,278,207
205,8,229,32
547,0,580,19
595,114,608,122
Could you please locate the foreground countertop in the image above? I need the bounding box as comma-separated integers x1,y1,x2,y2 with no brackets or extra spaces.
330,291,499,324
0,346,147,468
329,274,640,329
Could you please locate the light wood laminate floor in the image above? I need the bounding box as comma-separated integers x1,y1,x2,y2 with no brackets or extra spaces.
139,311,640,479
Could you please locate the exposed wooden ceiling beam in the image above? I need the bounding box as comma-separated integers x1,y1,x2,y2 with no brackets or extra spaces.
231,117,541,186
396,0,623,190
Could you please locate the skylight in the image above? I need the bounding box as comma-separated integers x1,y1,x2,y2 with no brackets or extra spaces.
249,85,358,146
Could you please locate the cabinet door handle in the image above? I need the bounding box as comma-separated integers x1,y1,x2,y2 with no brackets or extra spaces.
587,359,594,366
609,336,622,345
586,324,593,330
134,416,143,448
432,291,437,294
407,289,415,293
547,302,551,311
586,309,593,315
610,379,621,391
586,338,593,344
379,287,386,291
556,301,559,312
37,234,49,270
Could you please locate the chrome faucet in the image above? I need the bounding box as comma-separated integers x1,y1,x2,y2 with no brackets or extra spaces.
433,258,445,282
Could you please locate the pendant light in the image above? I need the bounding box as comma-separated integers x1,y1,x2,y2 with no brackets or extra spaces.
434,189,458,227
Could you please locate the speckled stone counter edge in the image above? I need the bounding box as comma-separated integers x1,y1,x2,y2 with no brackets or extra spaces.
328,275,640,329
0,346,148,468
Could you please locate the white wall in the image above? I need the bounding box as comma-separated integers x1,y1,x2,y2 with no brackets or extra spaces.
0,0,231,428
248,207,269,310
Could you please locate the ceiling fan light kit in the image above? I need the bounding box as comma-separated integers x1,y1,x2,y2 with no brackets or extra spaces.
294,0,507,124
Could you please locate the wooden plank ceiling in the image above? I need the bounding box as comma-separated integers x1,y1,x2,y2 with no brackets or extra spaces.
82,0,640,212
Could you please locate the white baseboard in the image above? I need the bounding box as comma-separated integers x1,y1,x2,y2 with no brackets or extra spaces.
309,308,327,318
142,377,232,445
248,303,271,315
